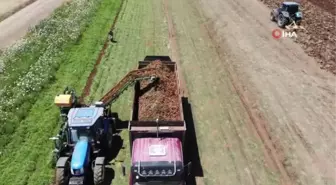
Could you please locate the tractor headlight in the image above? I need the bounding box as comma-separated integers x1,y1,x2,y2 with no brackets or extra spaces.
296,12,302,18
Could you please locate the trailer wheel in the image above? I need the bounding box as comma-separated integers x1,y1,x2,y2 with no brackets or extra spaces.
93,164,105,185
55,168,68,185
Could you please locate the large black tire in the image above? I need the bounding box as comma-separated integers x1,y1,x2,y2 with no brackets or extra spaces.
277,14,288,28
93,164,105,185
55,168,68,185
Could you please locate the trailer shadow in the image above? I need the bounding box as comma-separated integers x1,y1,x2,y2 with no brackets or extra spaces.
182,97,204,185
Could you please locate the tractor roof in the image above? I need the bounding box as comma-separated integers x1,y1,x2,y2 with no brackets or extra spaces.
67,107,104,127
283,2,299,6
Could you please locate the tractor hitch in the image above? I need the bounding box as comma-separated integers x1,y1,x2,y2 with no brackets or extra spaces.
69,176,84,185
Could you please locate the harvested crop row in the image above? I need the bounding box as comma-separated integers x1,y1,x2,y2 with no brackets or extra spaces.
138,60,181,121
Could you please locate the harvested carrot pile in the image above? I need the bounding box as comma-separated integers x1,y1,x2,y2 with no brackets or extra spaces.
138,60,181,120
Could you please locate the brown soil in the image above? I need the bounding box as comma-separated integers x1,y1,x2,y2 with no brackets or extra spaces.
259,0,336,74
138,60,181,121
306,0,336,15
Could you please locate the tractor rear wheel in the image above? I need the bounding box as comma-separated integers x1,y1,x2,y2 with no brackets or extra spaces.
93,164,105,185
277,14,288,28
55,168,68,185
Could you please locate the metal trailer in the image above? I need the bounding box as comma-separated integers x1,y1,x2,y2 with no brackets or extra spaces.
127,56,191,185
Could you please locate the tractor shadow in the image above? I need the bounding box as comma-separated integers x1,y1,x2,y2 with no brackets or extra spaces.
103,134,122,185
182,97,204,185
103,112,126,185
103,167,115,185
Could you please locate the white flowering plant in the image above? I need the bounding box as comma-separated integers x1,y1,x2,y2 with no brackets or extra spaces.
0,0,100,147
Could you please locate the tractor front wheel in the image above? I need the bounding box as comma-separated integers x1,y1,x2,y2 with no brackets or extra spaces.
93,164,105,185
277,14,288,28
55,167,69,185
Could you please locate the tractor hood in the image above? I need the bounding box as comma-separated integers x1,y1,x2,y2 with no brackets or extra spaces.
71,139,89,170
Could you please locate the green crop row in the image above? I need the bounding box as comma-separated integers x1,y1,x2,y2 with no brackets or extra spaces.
0,0,122,184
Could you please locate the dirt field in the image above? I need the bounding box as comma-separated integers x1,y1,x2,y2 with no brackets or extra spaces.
260,0,336,74
179,0,336,184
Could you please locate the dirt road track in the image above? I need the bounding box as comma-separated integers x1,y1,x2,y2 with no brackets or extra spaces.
0,0,37,21
0,0,68,49
165,0,336,184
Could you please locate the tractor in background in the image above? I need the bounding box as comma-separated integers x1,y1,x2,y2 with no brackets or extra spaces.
271,2,305,30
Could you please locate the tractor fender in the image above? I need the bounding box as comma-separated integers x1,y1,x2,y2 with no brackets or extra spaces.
272,9,278,14
56,157,70,168
95,157,105,166
281,11,289,17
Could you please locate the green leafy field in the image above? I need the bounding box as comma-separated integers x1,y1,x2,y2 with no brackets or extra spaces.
0,0,121,184
0,0,100,148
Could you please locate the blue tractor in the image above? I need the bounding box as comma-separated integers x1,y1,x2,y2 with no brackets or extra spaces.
50,66,159,185
51,103,114,185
